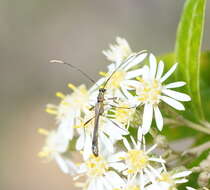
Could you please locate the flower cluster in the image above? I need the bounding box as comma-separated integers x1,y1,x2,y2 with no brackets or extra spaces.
39,37,193,190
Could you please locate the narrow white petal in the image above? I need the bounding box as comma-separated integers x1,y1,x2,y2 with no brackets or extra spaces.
142,65,150,80
161,96,185,110
149,54,157,79
149,157,165,163
123,80,140,89
142,104,153,134
148,165,161,178
175,179,188,184
164,81,186,89
126,68,144,79
160,63,178,82
130,136,137,148
108,151,126,162
121,86,134,100
156,60,164,80
105,171,125,187
162,89,191,102
100,133,114,153
186,187,196,190
154,106,163,131
123,138,131,150
87,180,96,190
76,134,85,150
146,144,157,154
109,162,127,172
172,171,192,179
137,127,143,144
123,52,147,70
54,154,69,174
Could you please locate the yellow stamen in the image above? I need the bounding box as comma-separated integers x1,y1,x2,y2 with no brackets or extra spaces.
86,154,108,177
68,83,77,91
126,149,149,173
45,108,58,115
99,71,107,76
38,128,49,135
136,77,144,82
56,92,65,99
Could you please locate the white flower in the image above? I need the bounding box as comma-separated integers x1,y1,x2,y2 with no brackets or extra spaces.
107,99,136,127
113,130,165,184
134,54,191,134
46,83,96,140
158,164,192,190
75,109,128,159
93,51,147,99
112,168,167,190
76,152,126,190
103,37,132,63
38,128,77,174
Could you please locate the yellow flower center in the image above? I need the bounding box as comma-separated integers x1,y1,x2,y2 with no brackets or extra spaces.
159,172,175,187
136,79,162,105
115,104,134,124
86,155,108,177
126,149,149,174
107,70,126,89
46,84,90,120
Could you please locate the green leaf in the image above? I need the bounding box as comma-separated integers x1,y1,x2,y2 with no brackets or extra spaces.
175,0,206,121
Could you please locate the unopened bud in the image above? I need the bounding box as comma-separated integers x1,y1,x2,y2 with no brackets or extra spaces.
198,171,210,187
155,135,168,148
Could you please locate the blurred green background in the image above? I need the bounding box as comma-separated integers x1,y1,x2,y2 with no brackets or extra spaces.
0,0,210,189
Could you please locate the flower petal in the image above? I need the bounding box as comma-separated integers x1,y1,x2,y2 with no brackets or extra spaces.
126,68,144,79
164,81,186,89
172,171,192,179
162,89,191,102
149,54,157,79
156,60,164,80
123,52,147,70
161,96,185,110
154,106,163,131
123,138,131,150
160,63,178,83
175,179,188,184
142,104,153,134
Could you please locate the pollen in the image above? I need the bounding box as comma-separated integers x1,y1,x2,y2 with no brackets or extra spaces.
136,79,162,105
86,155,108,177
126,149,149,174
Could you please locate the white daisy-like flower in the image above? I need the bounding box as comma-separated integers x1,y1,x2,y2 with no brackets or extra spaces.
46,83,96,140
76,152,126,190
112,175,160,190
113,130,165,184
38,128,77,174
92,51,147,99
158,164,192,190
75,109,128,160
134,53,191,134
107,98,136,127
102,37,133,63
